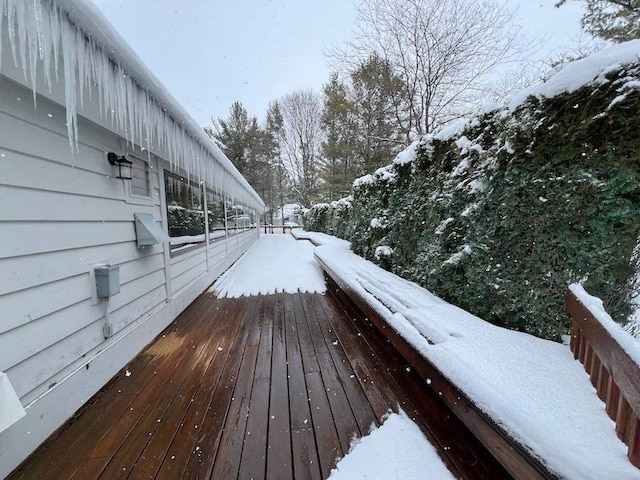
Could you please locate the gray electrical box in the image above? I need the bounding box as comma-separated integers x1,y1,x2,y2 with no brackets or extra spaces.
95,265,120,298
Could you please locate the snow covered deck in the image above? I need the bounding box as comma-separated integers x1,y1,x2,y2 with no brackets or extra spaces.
6,240,507,479
11,232,637,479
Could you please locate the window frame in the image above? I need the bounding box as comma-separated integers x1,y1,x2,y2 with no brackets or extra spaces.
125,154,154,206
164,170,207,256
205,188,228,243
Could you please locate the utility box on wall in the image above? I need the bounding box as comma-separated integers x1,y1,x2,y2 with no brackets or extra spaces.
95,266,120,298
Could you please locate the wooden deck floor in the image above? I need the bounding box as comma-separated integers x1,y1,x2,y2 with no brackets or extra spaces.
9,287,509,479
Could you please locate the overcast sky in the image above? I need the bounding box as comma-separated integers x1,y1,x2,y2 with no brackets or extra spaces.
90,0,587,127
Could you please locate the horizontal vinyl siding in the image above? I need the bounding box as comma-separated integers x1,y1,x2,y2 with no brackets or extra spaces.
0,76,169,404
171,261,208,297
0,222,134,258
0,185,158,222
170,247,208,274
208,238,230,268
0,45,262,478
0,242,163,297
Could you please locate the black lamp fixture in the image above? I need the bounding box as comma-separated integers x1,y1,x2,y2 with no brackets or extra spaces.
107,152,133,180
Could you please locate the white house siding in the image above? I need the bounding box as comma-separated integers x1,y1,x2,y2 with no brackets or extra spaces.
0,74,259,479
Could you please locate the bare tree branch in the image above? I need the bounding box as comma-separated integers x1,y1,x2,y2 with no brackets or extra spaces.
327,0,529,137
279,90,324,206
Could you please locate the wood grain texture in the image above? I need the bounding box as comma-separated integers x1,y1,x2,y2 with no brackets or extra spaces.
8,289,509,479
317,253,549,479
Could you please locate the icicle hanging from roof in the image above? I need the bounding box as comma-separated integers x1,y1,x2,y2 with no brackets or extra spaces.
0,0,264,212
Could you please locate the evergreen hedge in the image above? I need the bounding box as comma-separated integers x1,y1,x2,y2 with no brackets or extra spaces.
304,61,640,341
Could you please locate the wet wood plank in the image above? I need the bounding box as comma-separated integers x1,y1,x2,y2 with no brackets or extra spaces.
180,296,262,480
312,293,383,431
301,294,362,452
96,298,226,479
237,295,274,480
208,295,264,480
129,299,244,479
284,294,322,480
266,294,293,480
9,287,511,480
306,371,343,479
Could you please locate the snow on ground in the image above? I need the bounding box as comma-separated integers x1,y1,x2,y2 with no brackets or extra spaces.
312,238,639,479
328,410,455,480
208,234,326,297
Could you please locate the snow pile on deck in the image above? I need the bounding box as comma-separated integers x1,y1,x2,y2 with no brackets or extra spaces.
328,410,455,480
209,235,326,297
313,240,639,479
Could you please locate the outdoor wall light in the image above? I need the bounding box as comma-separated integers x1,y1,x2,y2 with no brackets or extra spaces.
107,152,133,180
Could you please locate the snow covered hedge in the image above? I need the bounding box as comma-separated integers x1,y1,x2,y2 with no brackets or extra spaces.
305,42,640,340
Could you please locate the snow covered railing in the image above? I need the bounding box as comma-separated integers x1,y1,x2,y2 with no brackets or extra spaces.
311,240,639,479
314,251,552,479
262,224,302,234
290,229,352,249
567,285,640,468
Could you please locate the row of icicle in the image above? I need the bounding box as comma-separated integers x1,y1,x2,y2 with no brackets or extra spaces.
0,0,263,211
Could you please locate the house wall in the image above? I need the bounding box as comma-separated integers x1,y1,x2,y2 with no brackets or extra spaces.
0,73,259,478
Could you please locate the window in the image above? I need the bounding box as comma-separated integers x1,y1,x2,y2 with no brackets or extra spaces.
226,200,238,236
130,156,150,197
226,203,251,234
125,155,153,206
237,205,250,231
164,171,206,253
206,189,227,242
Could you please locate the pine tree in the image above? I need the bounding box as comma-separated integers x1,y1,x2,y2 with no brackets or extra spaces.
206,101,256,175
265,101,288,224
557,0,640,42
320,55,406,201
350,54,405,173
206,101,274,211
321,74,358,200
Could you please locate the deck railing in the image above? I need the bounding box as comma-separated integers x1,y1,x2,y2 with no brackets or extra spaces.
262,224,301,234
567,289,640,467
317,256,552,479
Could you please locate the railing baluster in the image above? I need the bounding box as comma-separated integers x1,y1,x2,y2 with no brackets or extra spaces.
629,418,640,468
589,355,600,389
573,330,582,360
578,331,587,363
617,397,631,442
567,288,640,469
583,341,592,370
597,366,609,402
607,378,620,421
